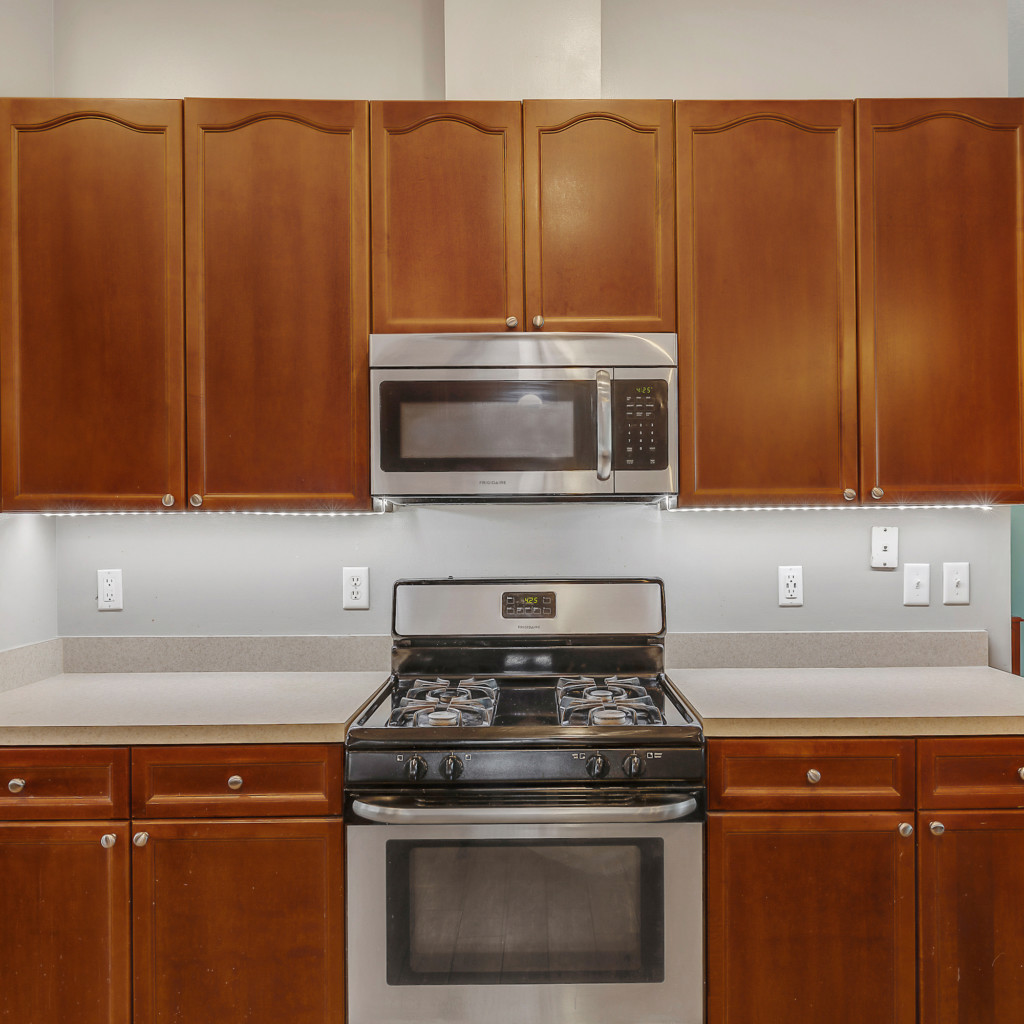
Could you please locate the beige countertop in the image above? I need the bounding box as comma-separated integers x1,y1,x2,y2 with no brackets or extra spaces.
2,665,1023,744
670,665,1024,736
0,671,386,745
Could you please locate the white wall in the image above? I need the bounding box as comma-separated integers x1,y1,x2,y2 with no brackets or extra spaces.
0,0,53,95
602,0,1008,98
52,0,445,98
56,506,1012,668
1012,0,1024,94
0,516,57,648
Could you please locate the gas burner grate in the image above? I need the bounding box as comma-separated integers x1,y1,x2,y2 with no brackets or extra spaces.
556,674,665,727
387,676,497,728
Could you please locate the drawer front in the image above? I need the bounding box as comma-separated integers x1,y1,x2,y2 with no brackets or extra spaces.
0,747,129,819
919,737,1024,809
709,738,915,810
132,744,343,818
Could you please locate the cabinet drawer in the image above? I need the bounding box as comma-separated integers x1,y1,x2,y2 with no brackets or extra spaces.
132,744,342,818
0,747,129,819
919,737,1024,809
709,738,915,810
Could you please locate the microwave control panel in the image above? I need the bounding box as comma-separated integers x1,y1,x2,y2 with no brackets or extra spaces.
612,380,669,471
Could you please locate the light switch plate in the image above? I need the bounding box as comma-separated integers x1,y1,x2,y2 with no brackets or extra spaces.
903,563,930,606
870,526,899,569
943,562,970,605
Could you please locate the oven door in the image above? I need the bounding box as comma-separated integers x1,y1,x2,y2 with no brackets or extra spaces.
370,368,612,497
345,793,703,1024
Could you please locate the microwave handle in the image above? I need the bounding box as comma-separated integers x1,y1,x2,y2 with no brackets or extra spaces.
596,370,612,481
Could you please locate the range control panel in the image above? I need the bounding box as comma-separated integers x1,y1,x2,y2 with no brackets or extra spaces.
502,591,556,618
612,380,669,471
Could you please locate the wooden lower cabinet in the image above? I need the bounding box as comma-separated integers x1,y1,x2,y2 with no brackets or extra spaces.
0,821,131,1024
131,819,344,1024
918,809,1024,1023
707,811,917,1024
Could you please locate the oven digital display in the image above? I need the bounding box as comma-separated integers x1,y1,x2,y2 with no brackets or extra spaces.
502,591,555,618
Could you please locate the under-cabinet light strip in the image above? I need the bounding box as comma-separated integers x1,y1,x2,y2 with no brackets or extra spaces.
663,504,994,512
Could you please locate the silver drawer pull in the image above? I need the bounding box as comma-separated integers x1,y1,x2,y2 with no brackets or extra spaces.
898,822,914,838
1018,767,1024,781
133,832,150,847
806,769,821,784
100,834,117,849
929,821,945,836
7,778,25,794
228,775,244,791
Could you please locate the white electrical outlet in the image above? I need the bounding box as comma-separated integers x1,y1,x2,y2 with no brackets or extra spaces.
870,526,899,569
97,569,123,611
778,565,803,607
942,562,970,605
343,566,370,610
903,563,930,606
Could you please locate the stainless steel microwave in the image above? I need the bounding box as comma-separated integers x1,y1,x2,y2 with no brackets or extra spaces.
370,333,678,501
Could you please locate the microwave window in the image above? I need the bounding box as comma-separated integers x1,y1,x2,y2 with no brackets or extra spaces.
378,380,597,473
400,400,575,460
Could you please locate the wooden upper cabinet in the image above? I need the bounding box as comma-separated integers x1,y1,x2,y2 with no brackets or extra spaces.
676,100,858,505
524,100,676,332
185,98,370,510
857,98,1024,504
0,99,185,511
371,101,524,332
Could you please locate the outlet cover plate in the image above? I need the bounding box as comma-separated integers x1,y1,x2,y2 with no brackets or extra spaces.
870,526,899,569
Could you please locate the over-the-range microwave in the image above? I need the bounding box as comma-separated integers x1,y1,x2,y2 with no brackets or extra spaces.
370,332,678,502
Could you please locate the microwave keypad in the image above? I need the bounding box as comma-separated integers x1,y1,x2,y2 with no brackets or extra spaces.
612,381,669,471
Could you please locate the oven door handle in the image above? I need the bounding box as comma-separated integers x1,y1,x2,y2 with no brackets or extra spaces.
351,795,698,825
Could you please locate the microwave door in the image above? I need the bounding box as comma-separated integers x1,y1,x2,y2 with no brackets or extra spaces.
371,369,610,497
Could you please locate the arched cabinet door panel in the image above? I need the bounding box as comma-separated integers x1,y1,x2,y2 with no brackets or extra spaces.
676,100,858,506
185,98,370,511
371,101,524,333
524,100,676,333
857,98,1024,504
0,99,185,511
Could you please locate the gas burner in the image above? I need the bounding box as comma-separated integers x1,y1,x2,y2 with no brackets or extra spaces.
557,675,665,727
387,676,497,728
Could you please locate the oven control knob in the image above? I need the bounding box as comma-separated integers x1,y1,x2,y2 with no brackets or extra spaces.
585,754,609,779
440,754,464,782
622,753,645,779
406,755,428,781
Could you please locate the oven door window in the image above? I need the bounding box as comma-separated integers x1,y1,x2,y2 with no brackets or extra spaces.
385,838,664,986
378,380,597,472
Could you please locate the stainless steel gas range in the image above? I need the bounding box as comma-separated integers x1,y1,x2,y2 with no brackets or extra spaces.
345,578,705,1024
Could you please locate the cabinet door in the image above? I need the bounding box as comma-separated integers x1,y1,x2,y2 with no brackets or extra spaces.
707,812,916,1024
371,101,524,333
0,822,130,1024
185,99,370,510
0,99,185,511
132,818,343,1024
918,810,1024,1024
524,100,675,332
857,99,1024,504
677,101,858,505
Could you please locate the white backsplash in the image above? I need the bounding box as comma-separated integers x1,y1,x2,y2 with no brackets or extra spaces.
53,504,1011,668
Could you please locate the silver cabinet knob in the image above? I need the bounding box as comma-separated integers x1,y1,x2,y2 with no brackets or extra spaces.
871,486,884,499
1018,767,1024,781
100,833,117,848
7,778,25,794
532,315,545,329
227,775,243,791
161,493,175,507
898,822,914,838
929,821,945,836
843,488,856,501
189,494,203,507
133,832,150,847
505,316,518,329
806,769,821,784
